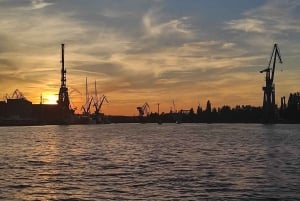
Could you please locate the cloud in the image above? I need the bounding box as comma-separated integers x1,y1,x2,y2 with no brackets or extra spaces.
142,8,193,39
31,0,53,9
226,18,265,33
225,0,300,34
222,0,300,66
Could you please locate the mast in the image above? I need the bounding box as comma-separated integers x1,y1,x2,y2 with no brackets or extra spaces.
85,77,88,104
95,80,98,99
61,44,66,87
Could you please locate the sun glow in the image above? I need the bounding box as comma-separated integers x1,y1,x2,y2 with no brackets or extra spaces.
43,94,58,104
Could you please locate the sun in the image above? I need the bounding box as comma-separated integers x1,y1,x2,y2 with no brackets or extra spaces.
43,93,58,104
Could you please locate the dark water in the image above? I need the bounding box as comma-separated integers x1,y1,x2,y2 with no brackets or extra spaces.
0,124,299,201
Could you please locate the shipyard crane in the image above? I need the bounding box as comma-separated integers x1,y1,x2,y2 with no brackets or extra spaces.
94,95,109,114
92,80,109,114
81,96,94,115
12,89,25,99
81,77,93,115
57,44,71,111
4,89,26,101
260,43,283,123
137,102,150,117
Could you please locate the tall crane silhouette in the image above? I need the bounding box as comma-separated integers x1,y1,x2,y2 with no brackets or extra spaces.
260,43,283,123
57,44,70,111
57,44,73,123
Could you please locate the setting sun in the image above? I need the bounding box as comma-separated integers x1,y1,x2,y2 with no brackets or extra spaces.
43,93,58,105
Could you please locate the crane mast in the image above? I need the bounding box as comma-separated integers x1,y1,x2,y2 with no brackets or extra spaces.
260,43,282,123
57,44,72,122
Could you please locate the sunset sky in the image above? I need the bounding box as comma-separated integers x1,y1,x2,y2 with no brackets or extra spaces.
0,0,300,115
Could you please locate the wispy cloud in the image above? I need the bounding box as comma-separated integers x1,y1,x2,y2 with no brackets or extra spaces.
225,0,300,34
226,18,265,33
31,0,53,9
143,9,192,38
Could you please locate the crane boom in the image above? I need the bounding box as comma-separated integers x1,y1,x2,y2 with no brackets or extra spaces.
81,96,94,115
94,95,109,114
270,44,282,83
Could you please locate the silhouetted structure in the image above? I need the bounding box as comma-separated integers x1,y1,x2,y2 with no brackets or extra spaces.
32,104,61,125
260,43,282,123
280,96,287,112
57,44,73,123
137,102,150,123
6,98,32,119
58,44,70,110
92,80,109,123
280,92,300,123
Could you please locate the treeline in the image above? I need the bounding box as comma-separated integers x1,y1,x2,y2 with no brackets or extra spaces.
280,92,300,123
148,101,263,123
107,94,300,124
107,101,263,123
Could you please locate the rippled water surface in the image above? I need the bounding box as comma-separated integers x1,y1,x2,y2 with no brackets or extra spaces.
0,124,300,200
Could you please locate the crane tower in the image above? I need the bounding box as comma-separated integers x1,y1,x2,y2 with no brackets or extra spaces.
260,43,282,123
57,44,71,114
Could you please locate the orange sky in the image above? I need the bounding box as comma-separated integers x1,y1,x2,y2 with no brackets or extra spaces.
0,1,300,115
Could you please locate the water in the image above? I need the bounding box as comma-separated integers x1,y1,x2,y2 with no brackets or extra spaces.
0,124,299,200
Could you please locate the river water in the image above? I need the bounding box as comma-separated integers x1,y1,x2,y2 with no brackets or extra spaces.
0,124,299,200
